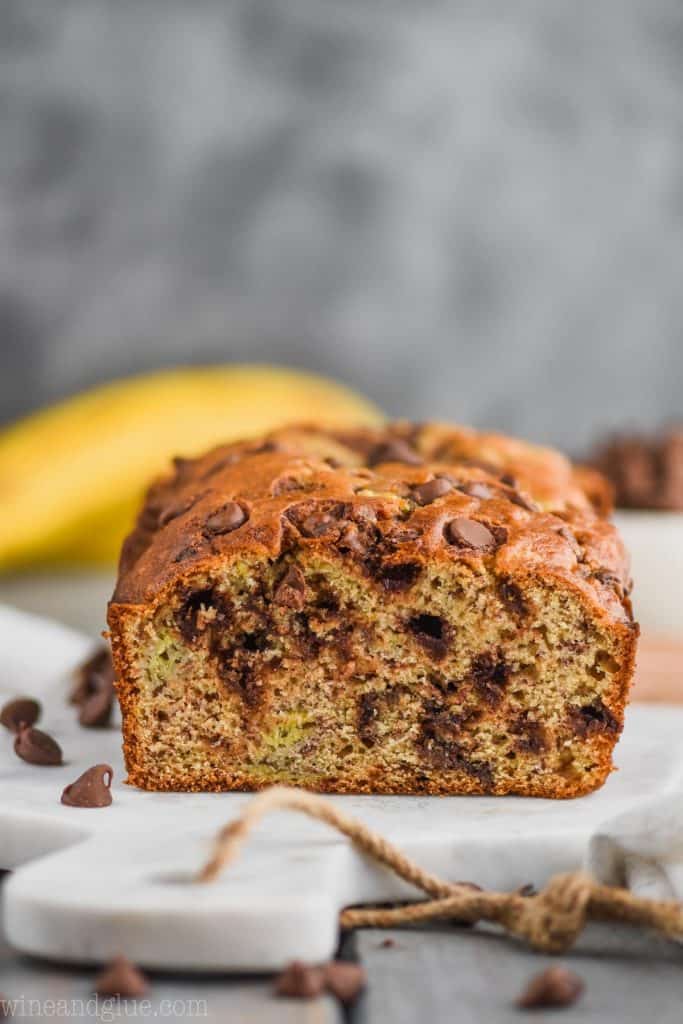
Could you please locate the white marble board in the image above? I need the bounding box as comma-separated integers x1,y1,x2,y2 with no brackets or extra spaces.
0,604,680,971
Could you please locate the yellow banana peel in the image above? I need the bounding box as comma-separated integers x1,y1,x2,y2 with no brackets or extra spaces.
0,365,383,571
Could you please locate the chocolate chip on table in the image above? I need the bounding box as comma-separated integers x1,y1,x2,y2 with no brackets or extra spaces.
204,502,248,535
61,764,113,807
71,645,114,706
14,726,63,766
275,961,326,999
445,517,497,552
94,956,149,998
323,961,367,1005
412,477,453,505
367,439,423,467
273,566,306,610
516,965,584,1009
78,681,115,728
0,697,41,733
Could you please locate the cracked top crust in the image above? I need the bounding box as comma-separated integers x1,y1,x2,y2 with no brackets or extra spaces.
111,421,633,626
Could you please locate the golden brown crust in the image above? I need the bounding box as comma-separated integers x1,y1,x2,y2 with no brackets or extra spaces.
109,421,637,799
112,421,630,614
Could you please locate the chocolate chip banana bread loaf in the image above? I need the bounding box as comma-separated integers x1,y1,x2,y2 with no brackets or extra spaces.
108,422,637,797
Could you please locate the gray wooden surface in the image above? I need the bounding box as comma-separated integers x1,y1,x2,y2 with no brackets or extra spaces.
2,574,682,1022
349,923,683,1023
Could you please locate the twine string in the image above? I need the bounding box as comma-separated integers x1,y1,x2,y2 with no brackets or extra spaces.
197,786,683,953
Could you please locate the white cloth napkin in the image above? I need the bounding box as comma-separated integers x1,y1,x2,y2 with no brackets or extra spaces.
588,792,683,902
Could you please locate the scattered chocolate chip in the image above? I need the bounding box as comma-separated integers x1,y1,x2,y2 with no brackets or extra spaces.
273,566,306,610
367,439,423,467
0,697,41,733
379,938,396,948
517,883,537,897
61,764,113,807
323,961,367,1006
205,502,247,535
445,517,497,552
275,961,325,999
516,965,584,1009
407,613,451,660
94,956,149,998
14,726,63,766
412,477,453,505
71,646,114,706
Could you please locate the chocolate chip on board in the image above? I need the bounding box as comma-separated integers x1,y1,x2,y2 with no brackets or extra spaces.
275,961,326,999
516,965,585,1009
0,697,41,733
412,477,454,505
323,961,367,1005
14,726,63,766
78,684,114,729
367,439,424,467
94,956,149,998
61,764,113,807
445,517,497,552
204,501,248,535
71,645,114,706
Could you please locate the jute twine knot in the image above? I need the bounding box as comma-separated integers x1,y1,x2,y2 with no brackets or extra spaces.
197,786,683,954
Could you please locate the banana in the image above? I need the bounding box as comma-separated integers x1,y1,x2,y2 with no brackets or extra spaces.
0,365,383,571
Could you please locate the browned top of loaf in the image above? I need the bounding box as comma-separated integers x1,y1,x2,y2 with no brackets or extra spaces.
111,422,632,626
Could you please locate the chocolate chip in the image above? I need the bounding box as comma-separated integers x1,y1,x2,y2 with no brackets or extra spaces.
71,646,114,705
94,956,149,998
78,685,114,728
498,579,527,618
0,697,41,733
471,651,509,706
61,764,113,807
379,938,396,948
338,521,376,555
205,502,247,535
367,439,423,467
14,726,63,766
299,510,343,538
516,965,584,1009
323,961,367,1006
570,700,620,737
158,494,199,527
412,477,453,505
358,692,381,747
275,961,325,999
445,517,497,552
457,481,494,500
408,614,451,660
274,566,306,610
376,562,422,592
508,490,538,513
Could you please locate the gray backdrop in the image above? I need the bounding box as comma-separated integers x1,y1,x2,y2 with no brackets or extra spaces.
1,0,682,452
